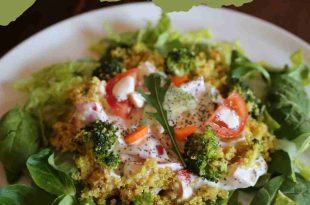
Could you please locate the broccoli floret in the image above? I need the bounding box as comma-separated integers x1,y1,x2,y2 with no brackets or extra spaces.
76,120,120,169
184,126,228,182
131,193,153,205
93,59,126,80
165,48,196,76
231,78,263,118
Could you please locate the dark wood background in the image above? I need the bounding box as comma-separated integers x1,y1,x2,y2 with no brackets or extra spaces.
0,0,309,57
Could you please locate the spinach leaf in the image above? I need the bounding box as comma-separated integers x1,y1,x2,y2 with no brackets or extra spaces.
230,50,270,83
140,74,185,167
269,150,295,180
26,149,76,196
250,175,285,205
255,174,271,188
48,152,77,175
52,195,76,205
267,74,310,140
0,184,54,205
227,190,239,205
80,198,96,205
280,174,310,205
0,107,40,183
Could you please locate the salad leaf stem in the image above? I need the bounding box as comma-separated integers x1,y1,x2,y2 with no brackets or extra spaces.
140,74,186,167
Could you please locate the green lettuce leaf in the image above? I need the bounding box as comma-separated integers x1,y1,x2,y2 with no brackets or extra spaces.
15,60,99,126
230,50,270,83
287,50,310,85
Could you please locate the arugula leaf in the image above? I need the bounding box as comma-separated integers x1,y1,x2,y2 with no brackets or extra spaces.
48,152,77,175
269,150,295,180
140,74,186,166
0,107,40,183
280,174,310,205
0,184,54,205
230,50,270,83
52,194,76,205
250,175,285,205
274,190,297,205
26,149,76,196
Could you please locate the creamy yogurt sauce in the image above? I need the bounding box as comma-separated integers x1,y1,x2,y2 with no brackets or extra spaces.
74,68,267,201
176,157,267,200
171,77,223,129
216,107,240,129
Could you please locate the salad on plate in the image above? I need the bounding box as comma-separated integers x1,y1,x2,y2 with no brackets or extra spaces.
0,13,310,205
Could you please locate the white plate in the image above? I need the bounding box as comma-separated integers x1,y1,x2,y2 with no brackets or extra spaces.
0,1,309,199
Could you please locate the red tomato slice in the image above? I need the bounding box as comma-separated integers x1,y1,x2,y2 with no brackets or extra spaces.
205,92,248,139
106,68,138,118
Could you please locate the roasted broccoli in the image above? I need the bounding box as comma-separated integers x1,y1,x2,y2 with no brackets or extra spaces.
75,120,120,169
131,193,154,205
231,78,263,118
93,59,126,81
165,48,196,76
184,126,228,182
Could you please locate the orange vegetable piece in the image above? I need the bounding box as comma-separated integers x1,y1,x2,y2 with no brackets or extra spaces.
171,76,189,86
125,126,149,145
174,125,198,141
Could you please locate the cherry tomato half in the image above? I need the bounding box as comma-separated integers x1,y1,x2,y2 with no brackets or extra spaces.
205,92,248,139
105,68,138,118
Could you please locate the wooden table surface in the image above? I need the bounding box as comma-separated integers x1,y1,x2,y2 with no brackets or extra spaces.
0,0,309,57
